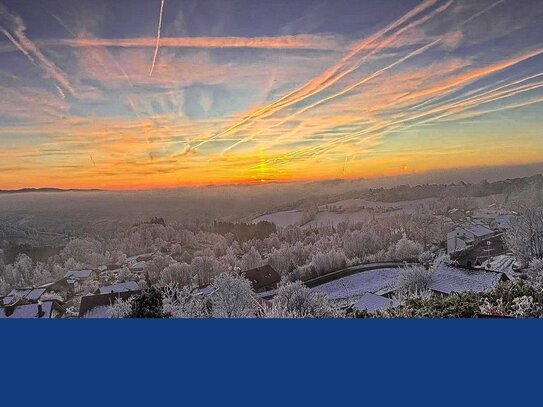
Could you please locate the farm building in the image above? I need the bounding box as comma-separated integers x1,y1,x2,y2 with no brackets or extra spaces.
241,265,281,292
79,289,141,318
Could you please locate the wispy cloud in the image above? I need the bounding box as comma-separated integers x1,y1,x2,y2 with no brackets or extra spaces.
0,0,542,189
0,4,77,97
0,34,344,52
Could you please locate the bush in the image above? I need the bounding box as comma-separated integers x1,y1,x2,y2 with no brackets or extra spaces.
127,287,171,318
396,265,433,294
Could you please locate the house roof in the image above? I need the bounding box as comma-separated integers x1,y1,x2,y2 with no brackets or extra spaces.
428,263,506,295
129,261,145,271
98,281,140,294
64,269,94,280
464,224,493,237
37,278,71,289
352,293,395,313
79,290,141,318
495,214,516,230
0,300,56,318
3,287,47,306
241,265,280,290
80,305,110,318
196,285,216,296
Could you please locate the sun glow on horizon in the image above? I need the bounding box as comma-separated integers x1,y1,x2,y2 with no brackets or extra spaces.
0,0,542,190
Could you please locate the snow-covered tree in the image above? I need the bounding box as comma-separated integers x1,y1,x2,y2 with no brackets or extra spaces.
386,234,423,261
210,272,255,318
108,297,134,318
396,264,433,294
161,284,211,318
265,281,342,318
160,262,193,287
240,246,263,271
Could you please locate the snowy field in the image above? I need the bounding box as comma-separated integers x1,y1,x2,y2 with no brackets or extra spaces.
311,268,400,302
252,198,438,228
251,210,303,228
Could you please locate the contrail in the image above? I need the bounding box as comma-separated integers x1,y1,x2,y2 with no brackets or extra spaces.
223,0,453,154
265,49,543,167
149,0,165,76
193,0,439,149
0,6,77,97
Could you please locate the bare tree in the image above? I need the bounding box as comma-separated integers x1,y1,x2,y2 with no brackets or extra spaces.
505,208,543,264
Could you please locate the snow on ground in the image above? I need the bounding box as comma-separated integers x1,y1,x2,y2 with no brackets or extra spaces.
311,268,400,302
304,211,373,228
318,197,437,212
252,210,303,227
252,198,438,228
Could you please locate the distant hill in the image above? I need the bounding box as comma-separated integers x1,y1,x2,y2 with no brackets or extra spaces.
0,188,103,194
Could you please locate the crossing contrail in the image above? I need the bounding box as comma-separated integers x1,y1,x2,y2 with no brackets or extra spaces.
149,0,165,76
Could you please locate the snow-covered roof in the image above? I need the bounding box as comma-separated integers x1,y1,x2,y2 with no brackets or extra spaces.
495,214,516,230
352,293,395,313
129,261,145,271
64,269,94,280
80,305,109,318
196,285,216,296
311,268,400,301
478,255,518,281
464,224,493,237
429,263,505,295
0,300,54,318
78,291,140,317
3,287,47,306
99,281,139,294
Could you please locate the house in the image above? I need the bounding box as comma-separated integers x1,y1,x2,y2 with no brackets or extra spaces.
428,263,508,295
64,269,96,293
2,287,47,306
352,293,397,313
65,269,95,280
79,289,141,318
447,223,494,254
37,278,74,301
450,232,507,268
2,278,75,306
241,265,281,292
97,281,140,294
0,300,65,319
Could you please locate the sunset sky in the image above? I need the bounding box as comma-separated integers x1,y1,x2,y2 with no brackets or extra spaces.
0,0,542,189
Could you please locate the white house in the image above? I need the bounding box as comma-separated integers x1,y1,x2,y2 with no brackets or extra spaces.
447,223,494,254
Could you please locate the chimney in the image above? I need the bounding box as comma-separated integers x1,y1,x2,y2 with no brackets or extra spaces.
37,301,44,318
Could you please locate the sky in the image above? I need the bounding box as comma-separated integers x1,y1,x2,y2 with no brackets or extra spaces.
0,0,542,190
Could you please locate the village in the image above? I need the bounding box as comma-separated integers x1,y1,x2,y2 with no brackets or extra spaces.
0,193,528,318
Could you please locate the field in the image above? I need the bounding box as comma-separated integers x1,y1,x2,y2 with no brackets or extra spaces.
252,198,439,228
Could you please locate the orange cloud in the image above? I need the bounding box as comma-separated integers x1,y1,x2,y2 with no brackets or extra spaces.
0,34,344,52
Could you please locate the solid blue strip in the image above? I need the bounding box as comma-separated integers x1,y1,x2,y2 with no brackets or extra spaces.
2,319,540,406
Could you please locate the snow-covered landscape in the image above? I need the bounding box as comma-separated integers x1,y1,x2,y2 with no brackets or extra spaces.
1,174,543,318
